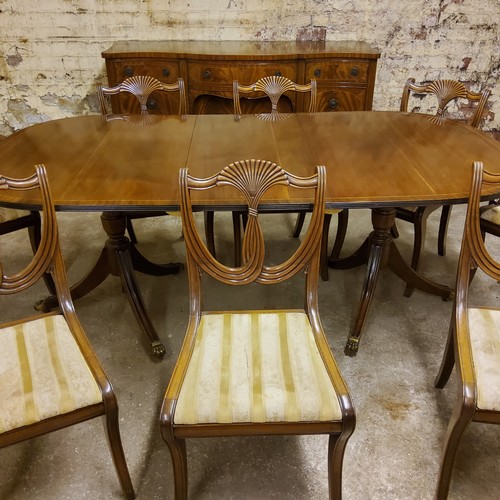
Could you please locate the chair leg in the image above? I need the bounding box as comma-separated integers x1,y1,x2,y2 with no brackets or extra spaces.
103,404,136,499
233,211,242,267
28,211,57,295
327,432,351,500
204,211,216,258
293,211,306,238
163,432,188,500
391,221,399,239
434,318,455,389
404,208,430,298
126,218,138,245
438,205,452,256
330,209,349,260
435,400,474,500
320,213,333,281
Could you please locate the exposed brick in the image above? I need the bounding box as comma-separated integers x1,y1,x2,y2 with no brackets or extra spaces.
0,0,498,134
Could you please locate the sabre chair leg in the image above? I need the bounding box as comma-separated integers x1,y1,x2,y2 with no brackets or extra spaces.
204,211,216,258
327,432,351,500
434,318,455,388
435,401,474,500
320,212,333,281
438,205,452,256
404,208,430,298
330,209,349,260
165,434,188,500
293,211,306,238
103,403,136,499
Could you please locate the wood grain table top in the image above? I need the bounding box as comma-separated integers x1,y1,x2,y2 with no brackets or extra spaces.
1,111,499,211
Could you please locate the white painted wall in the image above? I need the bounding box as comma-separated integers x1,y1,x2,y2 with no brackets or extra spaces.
0,0,498,134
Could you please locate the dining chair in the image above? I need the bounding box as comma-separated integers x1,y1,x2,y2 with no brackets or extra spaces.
0,165,135,499
160,159,355,499
98,75,187,244
206,75,344,279
433,160,500,499
0,134,55,294
395,78,490,296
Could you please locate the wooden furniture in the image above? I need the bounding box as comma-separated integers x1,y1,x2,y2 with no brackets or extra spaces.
102,40,380,115
0,165,135,499
395,79,491,297
160,160,354,499
434,161,500,499
98,75,188,245
1,112,500,357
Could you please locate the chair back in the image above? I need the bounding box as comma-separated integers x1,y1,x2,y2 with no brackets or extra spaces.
458,161,500,290
0,165,64,297
400,78,490,128
233,76,317,117
98,75,187,116
179,159,325,310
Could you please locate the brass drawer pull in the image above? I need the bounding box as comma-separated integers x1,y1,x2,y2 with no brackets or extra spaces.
146,99,157,110
124,66,134,77
329,98,338,109
351,67,359,77
314,69,321,77
274,70,282,77
163,68,170,77
203,70,212,79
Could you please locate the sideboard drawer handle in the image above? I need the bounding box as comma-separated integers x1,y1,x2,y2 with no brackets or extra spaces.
274,70,282,77
314,69,321,77
147,99,157,110
350,67,359,77
124,66,134,77
203,70,212,79
163,68,170,78
329,98,338,110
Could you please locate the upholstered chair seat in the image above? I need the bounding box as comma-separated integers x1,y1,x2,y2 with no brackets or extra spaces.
174,311,342,425
480,204,500,225
468,307,500,411
0,315,102,433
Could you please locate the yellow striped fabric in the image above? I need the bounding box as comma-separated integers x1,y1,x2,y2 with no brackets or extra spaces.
0,315,102,434
0,208,31,223
468,307,500,411
174,311,342,424
480,205,500,225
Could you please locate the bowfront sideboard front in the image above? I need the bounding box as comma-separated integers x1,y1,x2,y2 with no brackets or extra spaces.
101,40,380,115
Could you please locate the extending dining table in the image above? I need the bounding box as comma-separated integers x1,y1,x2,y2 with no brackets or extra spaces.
1,111,499,358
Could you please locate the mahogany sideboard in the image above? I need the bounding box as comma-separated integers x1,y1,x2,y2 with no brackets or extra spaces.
101,40,380,115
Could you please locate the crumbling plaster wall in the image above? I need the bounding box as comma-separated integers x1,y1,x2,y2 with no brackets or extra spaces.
0,0,498,136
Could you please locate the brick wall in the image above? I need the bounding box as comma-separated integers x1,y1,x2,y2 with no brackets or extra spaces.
0,0,498,135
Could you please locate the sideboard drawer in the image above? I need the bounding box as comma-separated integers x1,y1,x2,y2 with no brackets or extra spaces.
305,60,370,83
316,87,368,112
187,61,298,87
108,58,181,83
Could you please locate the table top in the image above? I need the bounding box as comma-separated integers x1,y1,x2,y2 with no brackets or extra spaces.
1,111,499,212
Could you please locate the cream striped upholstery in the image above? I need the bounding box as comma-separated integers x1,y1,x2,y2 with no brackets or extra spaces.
0,207,31,223
0,315,102,433
468,307,500,411
174,311,342,425
480,205,500,225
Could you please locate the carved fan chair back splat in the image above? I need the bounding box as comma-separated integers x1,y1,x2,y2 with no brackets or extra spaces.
203,75,343,280
0,165,135,499
0,134,55,293
434,161,500,498
395,78,491,296
160,159,355,500
98,75,188,244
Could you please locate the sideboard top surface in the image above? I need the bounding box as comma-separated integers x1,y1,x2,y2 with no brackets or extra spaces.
102,40,381,61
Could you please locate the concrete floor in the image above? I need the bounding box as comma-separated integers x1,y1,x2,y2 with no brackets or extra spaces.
1,206,499,499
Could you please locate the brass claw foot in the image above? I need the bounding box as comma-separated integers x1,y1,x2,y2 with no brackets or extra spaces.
344,337,359,357
152,341,167,359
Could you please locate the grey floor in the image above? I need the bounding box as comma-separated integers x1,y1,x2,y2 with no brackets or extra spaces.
1,206,499,499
